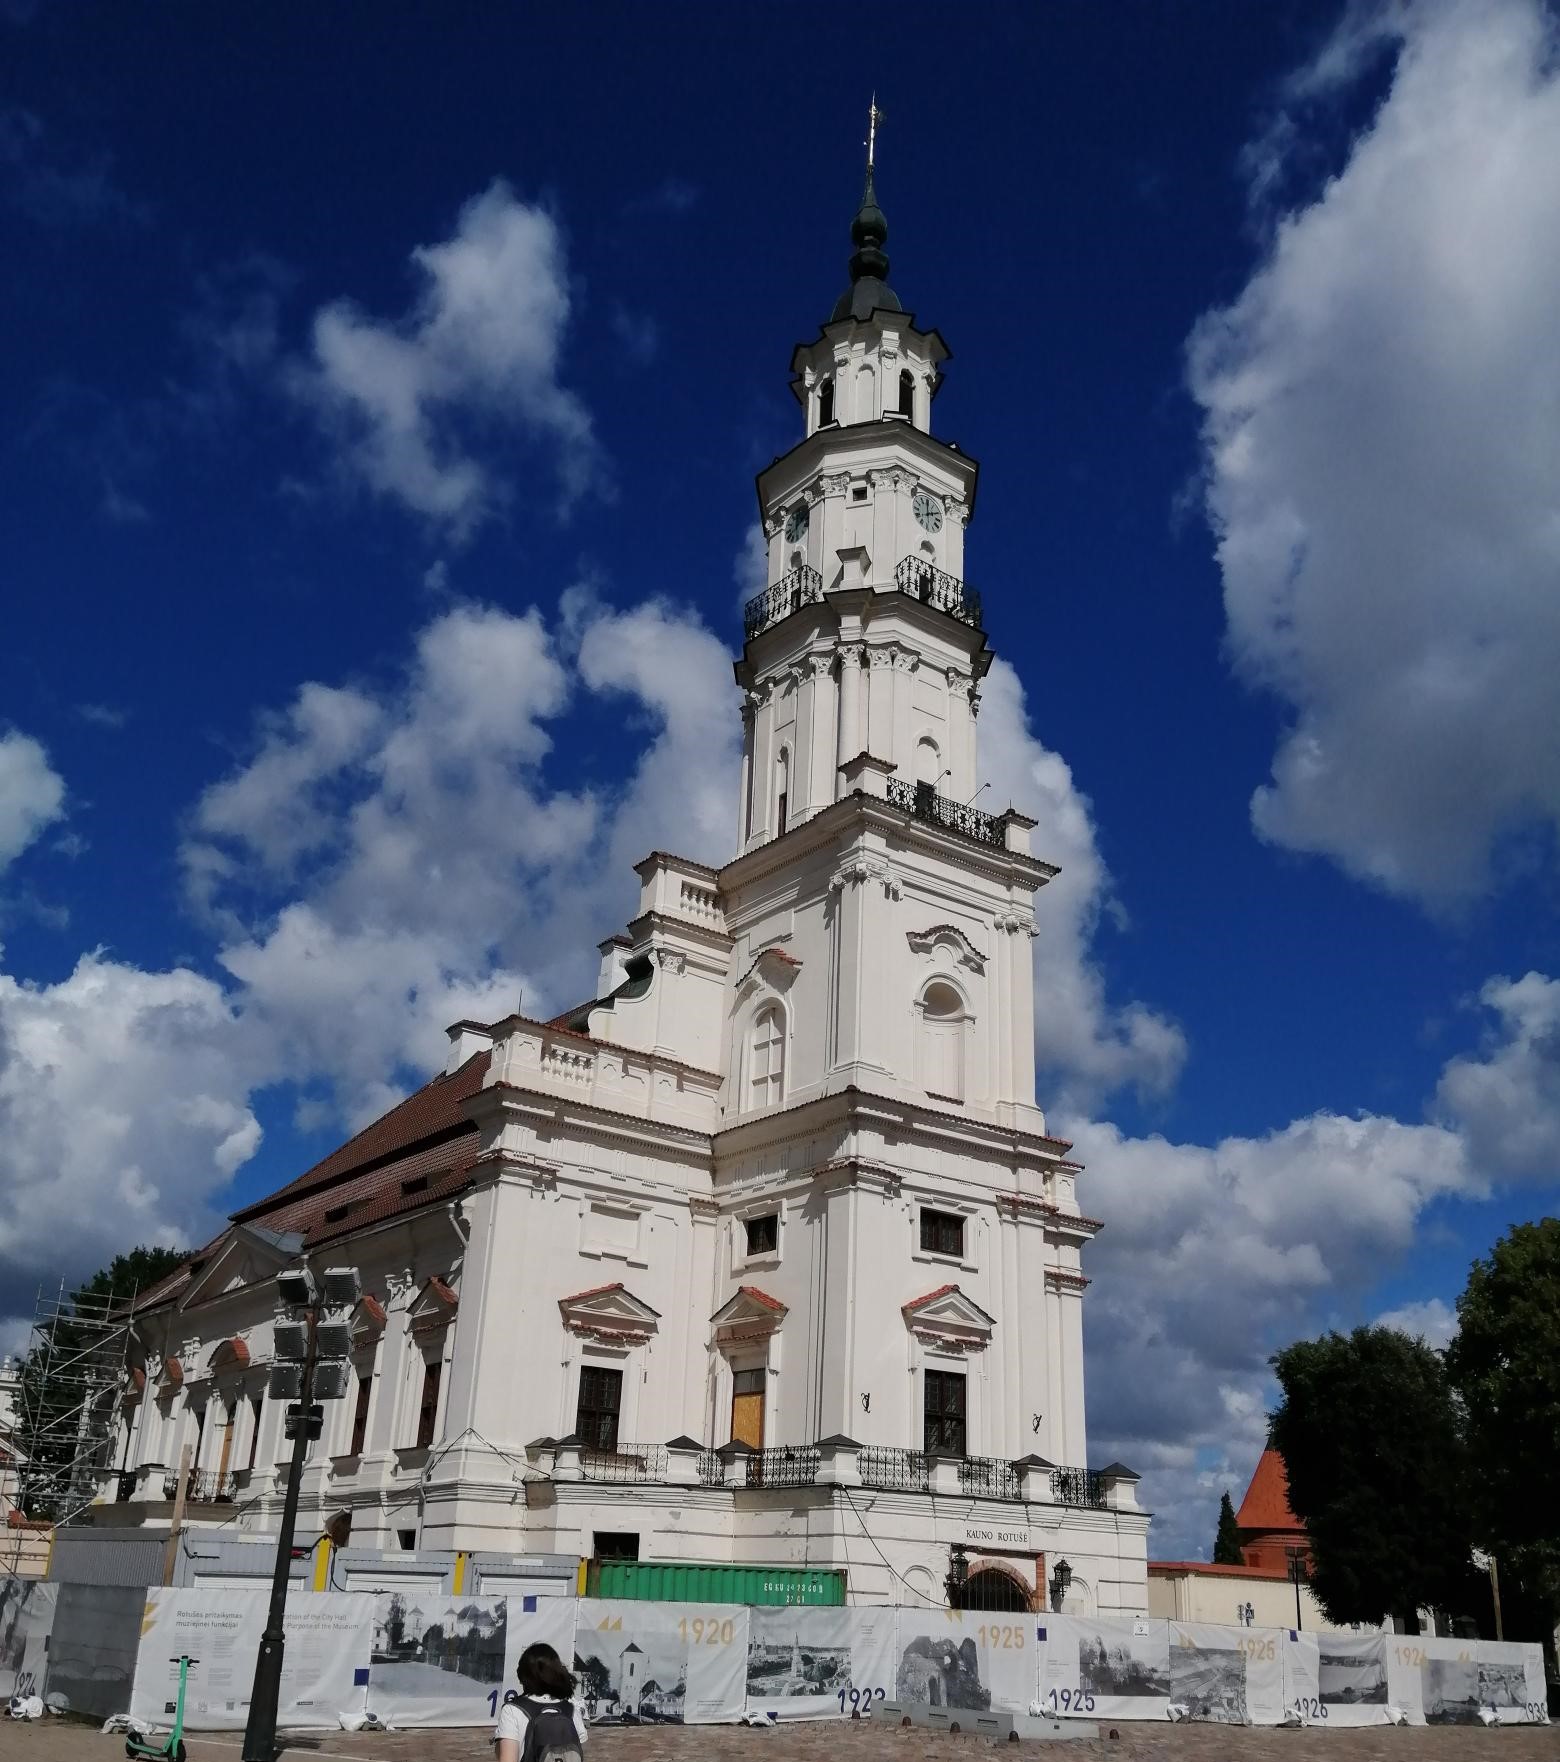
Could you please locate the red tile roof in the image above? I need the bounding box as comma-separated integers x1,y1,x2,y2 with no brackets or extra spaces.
735,1284,785,1312
904,1284,960,1310
560,1282,627,1305
1237,1446,1305,1535
1149,1560,1294,1583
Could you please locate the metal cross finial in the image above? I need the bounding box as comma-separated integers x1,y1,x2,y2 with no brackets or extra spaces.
865,95,884,172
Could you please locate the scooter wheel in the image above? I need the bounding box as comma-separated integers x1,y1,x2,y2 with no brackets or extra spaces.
174,1744,187,1762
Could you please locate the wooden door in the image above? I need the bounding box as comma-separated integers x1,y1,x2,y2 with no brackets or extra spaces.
730,1369,765,1450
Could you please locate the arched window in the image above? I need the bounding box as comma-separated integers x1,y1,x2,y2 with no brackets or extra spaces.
817,378,835,427
748,1006,785,1110
918,981,967,1102
774,747,790,837
916,735,941,786
898,368,915,418
855,363,875,421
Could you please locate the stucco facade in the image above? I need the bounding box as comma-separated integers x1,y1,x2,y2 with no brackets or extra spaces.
98,169,1150,1616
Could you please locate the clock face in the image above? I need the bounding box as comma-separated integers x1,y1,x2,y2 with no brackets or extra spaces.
912,491,944,534
784,504,809,544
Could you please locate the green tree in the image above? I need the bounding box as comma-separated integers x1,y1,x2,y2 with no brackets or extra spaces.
16,1244,185,1519
1270,1325,1478,1632
1445,1218,1560,1652
1212,1489,1243,1565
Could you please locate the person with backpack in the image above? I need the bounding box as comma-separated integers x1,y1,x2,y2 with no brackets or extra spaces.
493,1641,587,1762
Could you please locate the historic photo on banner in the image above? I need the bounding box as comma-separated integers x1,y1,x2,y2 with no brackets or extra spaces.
367,1593,508,1727
0,1580,57,1702
1169,1631,1247,1724
574,1600,747,1726
1315,1634,1391,1728
894,1611,1035,1715
1038,1614,1170,1719
744,1606,869,1720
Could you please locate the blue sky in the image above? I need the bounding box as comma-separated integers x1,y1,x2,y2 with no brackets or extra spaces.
3,0,1559,1556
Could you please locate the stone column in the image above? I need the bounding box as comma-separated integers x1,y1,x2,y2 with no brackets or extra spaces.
835,648,863,798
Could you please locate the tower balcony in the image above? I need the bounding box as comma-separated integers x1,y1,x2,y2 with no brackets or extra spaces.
894,555,982,629
886,776,1004,848
743,564,824,641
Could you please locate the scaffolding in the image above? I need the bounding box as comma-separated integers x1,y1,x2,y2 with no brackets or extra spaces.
15,1279,137,1523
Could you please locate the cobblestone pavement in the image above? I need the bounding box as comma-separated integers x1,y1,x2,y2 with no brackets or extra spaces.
4,1718,1556,1762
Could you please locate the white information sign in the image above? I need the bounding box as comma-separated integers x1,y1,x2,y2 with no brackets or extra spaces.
130,1589,371,1731
1038,1613,1170,1721
1168,1620,1286,1725
574,1599,748,1726
892,1608,1037,1717
744,1605,896,1721
364,1592,509,1728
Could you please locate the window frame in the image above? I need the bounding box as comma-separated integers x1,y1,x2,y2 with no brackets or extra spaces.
919,1207,966,1259
747,1003,786,1111
414,1357,441,1451
575,1363,624,1453
923,1367,967,1457
744,1212,779,1258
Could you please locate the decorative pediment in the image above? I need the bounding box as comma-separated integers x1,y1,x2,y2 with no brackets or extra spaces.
735,945,802,1001
558,1282,661,1345
177,1223,302,1311
906,924,986,974
207,1337,251,1376
902,1283,994,1353
351,1294,388,1346
409,1275,459,1336
711,1285,787,1344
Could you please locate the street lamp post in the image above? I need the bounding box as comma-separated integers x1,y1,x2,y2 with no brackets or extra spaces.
1286,1546,1306,1630
944,1544,969,1610
240,1264,359,1762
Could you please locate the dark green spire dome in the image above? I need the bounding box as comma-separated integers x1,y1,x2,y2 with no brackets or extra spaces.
831,166,902,323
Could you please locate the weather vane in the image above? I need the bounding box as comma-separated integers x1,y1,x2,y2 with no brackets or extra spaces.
865,94,884,172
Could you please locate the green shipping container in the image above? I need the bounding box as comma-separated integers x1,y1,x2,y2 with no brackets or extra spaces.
590,1561,846,1607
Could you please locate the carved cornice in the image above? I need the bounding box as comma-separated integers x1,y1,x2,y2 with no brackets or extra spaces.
688,1195,721,1219
908,1327,989,1354
820,471,851,498
994,909,1039,938
907,923,988,973
829,856,902,900
1044,1267,1091,1293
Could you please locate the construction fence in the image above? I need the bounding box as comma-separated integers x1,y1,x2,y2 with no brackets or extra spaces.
0,1577,1548,1731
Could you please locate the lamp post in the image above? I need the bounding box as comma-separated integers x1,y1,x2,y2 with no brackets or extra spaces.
1049,1557,1072,1613
944,1544,969,1610
1286,1546,1306,1630
241,1264,359,1762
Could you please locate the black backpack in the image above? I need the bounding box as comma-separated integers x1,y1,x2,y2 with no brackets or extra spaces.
516,1695,583,1762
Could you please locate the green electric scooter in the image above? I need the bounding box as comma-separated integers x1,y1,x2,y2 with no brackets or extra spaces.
125,1655,199,1762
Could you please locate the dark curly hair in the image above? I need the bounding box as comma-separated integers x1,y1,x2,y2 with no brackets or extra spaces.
516,1641,576,1698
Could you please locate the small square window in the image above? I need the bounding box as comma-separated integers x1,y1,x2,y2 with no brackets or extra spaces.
594,1531,640,1561
852,485,868,502
920,1208,964,1258
745,1213,779,1256
396,1528,416,1552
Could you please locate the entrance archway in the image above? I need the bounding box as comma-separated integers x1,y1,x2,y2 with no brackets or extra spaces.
959,1567,1031,1612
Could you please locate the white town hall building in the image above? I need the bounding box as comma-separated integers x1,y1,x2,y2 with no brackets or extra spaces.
106,159,1150,1616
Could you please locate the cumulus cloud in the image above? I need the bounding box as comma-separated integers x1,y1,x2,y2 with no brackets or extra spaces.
0,731,66,872
1189,0,1560,908
1375,1296,1457,1349
293,180,603,540
1434,970,1560,1181
978,661,1188,1112
0,953,261,1299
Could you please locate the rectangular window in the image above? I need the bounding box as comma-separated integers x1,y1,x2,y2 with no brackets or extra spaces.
924,1369,967,1457
920,1208,965,1258
744,1212,779,1256
593,1531,640,1561
575,1365,622,1452
415,1359,441,1450
776,791,788,837
350,1374,372,1456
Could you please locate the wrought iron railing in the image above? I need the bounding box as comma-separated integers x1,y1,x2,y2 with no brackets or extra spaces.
959,1455,1021,1500
744,1445,821,1488
696,1449,724,1485
859,1446,931,1493
886,776,1004,848
1050,1466,1105,1508
743,565,824,641
579,1443,668,1483
895,556,982,628
162,1469,237,1502
115,1471,137,1503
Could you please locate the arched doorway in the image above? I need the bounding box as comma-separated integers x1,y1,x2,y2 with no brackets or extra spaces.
959,1567,1030,1612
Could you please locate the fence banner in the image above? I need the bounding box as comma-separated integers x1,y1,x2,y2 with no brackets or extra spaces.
1477,1640,1548,1725
743,1604,896,1721
364,1592,509,1728
573,1599,748,1726
892,1607,1037,1717
0,1579,57,1702
1037,1613,1170,1722
1168,1621,1286,1725
1281,1628,1323,1724
129,1589,371,1731
1314,1633,1393,1727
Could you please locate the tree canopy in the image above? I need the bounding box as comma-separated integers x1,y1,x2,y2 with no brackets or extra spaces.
1270,1325,1477,1631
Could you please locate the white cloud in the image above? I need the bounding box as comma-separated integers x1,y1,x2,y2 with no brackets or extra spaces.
0,731,66,872
733,523,768,601
978,661,1187,1112
293,180,603,540
1189,0,1560,908
1376,1296,1457,1349
1434,970,1560,1181
0,953,261,1299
